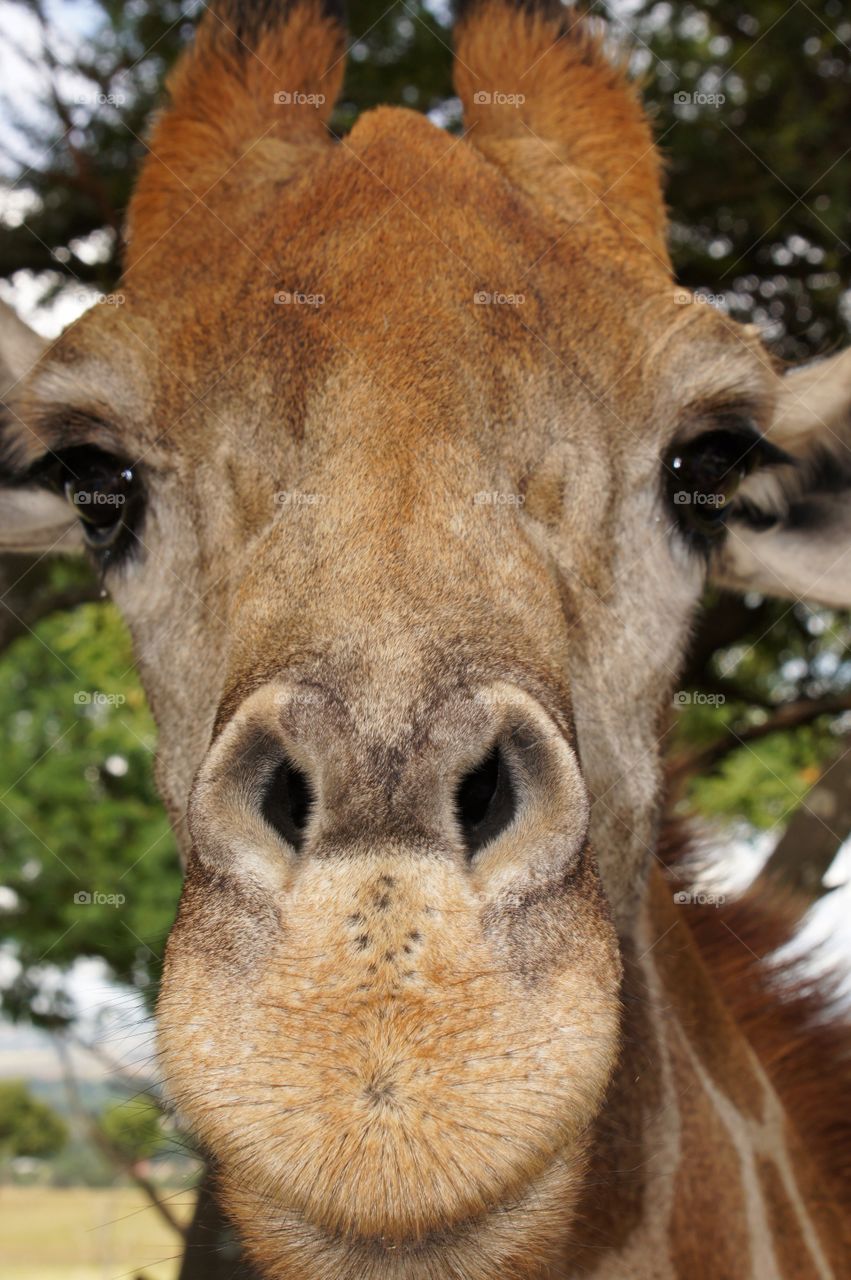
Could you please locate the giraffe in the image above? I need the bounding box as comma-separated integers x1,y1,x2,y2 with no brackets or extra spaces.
1,1,850,1276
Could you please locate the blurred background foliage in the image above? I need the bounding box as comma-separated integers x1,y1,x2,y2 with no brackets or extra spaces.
0,593,173,1023
0,1079,68,1157
0,0,849,1274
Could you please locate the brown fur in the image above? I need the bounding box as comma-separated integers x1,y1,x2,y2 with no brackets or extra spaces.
663,823,851,1218
454,0,669,265
126,2,346,264
567,863,851,1276
1,0,850,1276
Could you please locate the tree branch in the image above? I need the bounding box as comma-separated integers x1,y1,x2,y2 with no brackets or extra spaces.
757,744,851,904
28,0,122,236
52,1033,188,1241
668,692,851,782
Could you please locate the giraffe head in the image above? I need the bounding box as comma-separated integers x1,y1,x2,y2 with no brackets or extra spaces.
1,2,850,1276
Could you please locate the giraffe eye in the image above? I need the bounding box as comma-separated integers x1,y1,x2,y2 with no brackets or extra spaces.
41,445,143,556
665,425,786,540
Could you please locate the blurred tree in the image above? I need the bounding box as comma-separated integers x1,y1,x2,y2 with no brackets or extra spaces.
0,599,179,1028
639,0,851,361
0,1079,68,1158
757,750,851,904
50,1134,116,1185
670,590,851,885
0,0,195,295
98,1095,164,1162
48,1032,190,1237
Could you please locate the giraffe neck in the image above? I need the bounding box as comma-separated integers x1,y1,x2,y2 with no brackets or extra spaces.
566,867,850,1279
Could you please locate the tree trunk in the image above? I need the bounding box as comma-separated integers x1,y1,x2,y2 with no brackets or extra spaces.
178,1164,264,1280
757,746,851,904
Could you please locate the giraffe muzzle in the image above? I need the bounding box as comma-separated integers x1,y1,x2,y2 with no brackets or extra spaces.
157,677,622,1264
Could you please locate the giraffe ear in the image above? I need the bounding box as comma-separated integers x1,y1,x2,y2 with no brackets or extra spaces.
0,301,81,554
453,0,669,271
0,299,46,393
712,349,851,608
125,0,347,269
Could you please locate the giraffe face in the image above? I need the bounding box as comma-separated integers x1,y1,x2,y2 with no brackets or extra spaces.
2,2,850,1276
1,111,767,1272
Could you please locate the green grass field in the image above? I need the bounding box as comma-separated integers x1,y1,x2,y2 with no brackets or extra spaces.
0,1185,196,1280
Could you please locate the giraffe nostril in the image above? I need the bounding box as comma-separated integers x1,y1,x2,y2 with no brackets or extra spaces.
455,743,516,859
261,756,315,852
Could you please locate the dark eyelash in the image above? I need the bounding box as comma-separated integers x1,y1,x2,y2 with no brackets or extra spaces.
664,421,790,556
